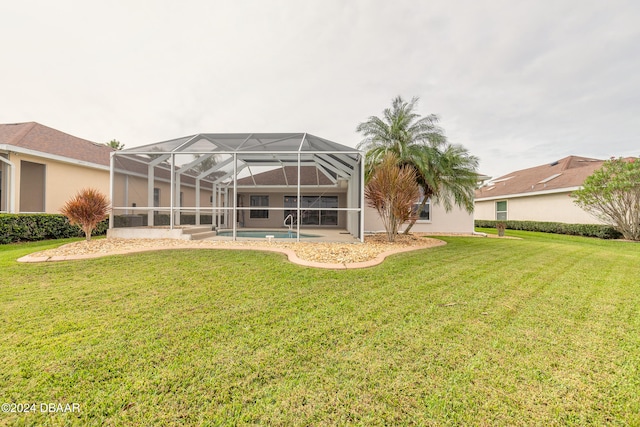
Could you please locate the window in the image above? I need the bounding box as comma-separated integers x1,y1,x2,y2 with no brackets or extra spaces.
19,161,45,212
284,195,339,225
153,188,160,207
250,195,269,219
412,193,431,222
496,200,507,220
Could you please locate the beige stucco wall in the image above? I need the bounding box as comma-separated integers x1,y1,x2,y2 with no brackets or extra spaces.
364,200,474,234
10,153,110,213
475,192,601,224
474,199,499,221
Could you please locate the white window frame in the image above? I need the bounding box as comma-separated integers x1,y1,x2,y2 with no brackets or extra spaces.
413,194,431,223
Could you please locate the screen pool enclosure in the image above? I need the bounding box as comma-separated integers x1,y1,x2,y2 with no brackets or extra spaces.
109,133,365,242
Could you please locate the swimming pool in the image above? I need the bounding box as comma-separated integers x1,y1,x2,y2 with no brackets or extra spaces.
216,230,320,239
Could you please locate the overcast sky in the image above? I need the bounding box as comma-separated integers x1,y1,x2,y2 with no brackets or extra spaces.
2,0,639,178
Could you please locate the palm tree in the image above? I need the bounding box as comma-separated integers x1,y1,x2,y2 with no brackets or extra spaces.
356,96,479,234
406,143,479,231
192,154,218,176
105,139,125,150
356,96,446,179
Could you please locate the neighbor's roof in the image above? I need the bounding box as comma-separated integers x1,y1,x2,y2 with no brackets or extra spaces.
0,122,112,166
475,156,605,200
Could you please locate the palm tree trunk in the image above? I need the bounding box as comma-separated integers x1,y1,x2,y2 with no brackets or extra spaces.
403,197,428,235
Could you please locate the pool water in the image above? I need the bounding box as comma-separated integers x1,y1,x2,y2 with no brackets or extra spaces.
216,230,319,238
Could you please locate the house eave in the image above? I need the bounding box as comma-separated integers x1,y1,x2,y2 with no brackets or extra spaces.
0,144,110,171
475,186,581,202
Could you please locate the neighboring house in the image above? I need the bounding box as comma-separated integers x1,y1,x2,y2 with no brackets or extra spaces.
0,122,113,213
474,156,606,224
0,122,214,216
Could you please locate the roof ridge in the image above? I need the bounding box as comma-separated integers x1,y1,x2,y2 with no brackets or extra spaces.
561,155,604,171
560,156,573,171
4,121,37,145
38,122,109,148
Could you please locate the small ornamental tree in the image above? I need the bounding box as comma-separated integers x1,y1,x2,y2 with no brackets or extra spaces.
60,188,110,241
365,153,420,242
573,157,640,241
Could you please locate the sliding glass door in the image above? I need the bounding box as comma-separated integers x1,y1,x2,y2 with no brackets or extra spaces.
283,195,338,226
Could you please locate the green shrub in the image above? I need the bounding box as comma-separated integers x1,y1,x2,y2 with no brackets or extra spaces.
0,214,108,244
475,220,622,239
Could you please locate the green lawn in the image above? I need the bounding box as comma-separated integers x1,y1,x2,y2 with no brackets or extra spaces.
1,232,639,426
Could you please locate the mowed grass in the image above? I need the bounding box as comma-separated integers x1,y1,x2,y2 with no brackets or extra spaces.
1,232,639,426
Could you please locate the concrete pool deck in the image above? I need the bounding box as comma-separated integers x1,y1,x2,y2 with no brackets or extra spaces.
107,226,362,243
210,228,362,243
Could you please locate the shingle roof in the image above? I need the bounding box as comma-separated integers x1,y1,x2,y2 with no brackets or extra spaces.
0,122,112,166
236,166,335,186
475,156,605,199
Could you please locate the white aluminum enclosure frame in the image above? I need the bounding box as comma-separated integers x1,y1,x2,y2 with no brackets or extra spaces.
109,133,365,242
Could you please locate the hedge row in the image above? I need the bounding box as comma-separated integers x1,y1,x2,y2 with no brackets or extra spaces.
0,214,108,244
475,220,622,239
0,212,223,244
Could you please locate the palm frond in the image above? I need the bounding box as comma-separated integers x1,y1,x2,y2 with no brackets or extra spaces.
357,96,479,214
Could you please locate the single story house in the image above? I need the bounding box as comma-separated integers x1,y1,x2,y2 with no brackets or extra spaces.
474,155,605,224
2,122,476,240
0,122,113,213
0,122,218,219
235,165,476,235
